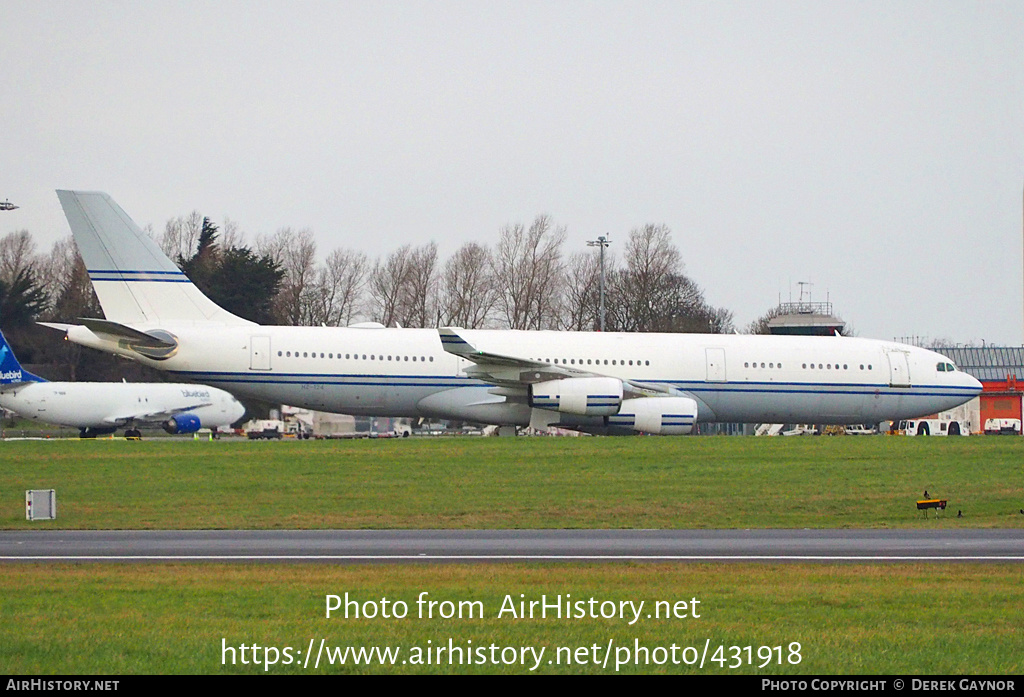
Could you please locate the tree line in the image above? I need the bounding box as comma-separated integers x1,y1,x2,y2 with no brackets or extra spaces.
1,212,757,380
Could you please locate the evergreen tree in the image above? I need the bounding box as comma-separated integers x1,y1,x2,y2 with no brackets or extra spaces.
0,268,48,331
177,217,283,324
205,246,283,324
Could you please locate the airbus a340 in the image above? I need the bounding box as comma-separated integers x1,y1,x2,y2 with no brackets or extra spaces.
44,190,980,435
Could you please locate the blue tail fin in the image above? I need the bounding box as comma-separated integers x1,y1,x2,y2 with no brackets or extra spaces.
0,331,46,384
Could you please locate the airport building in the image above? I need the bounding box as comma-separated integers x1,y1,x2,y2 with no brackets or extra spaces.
766,300,846,336
934,346,1024,434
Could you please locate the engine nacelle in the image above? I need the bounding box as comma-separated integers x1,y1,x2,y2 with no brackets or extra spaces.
529,377,624,416
162,413,202,434
608,397,698,435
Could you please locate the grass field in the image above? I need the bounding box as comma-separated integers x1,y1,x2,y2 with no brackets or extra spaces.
2,563,1022,674
2,436,1022,675
1,436,1022,529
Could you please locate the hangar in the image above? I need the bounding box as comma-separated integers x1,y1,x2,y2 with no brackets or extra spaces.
933,346,1024,434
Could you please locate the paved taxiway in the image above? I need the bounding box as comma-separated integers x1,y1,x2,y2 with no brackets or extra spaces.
2,529,1023,562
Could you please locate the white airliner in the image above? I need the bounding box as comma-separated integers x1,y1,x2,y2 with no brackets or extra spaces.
0,329,245,437
44,190,981,435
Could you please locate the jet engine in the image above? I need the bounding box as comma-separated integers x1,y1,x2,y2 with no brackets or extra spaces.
607,397,698,435
529,377,623,416
162,413,203,434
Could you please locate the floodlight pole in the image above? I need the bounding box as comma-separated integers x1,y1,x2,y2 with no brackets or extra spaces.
587,235,611,331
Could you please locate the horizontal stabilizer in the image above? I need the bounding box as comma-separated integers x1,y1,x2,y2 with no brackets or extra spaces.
77,318,176,348
0,381,37,394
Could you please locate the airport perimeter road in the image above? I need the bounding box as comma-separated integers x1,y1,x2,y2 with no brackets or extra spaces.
2,529,1024,563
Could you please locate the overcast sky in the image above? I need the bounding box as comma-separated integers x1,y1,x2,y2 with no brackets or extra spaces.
3,1,1023,344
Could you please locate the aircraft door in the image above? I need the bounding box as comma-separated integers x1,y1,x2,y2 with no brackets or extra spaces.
705,347,727,382
250,336,272,371
886,351,911,387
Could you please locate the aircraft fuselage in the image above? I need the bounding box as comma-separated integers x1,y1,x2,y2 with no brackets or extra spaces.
65,324,981,427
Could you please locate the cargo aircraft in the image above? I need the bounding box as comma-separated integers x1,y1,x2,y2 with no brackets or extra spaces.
0,329,245,437
44,190,981,435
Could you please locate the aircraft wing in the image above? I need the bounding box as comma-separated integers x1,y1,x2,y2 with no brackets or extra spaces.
0,381,36,395
102,402,214,425
438,327,674,398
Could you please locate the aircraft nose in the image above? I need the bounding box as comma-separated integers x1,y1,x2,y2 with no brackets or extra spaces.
966,373,983,395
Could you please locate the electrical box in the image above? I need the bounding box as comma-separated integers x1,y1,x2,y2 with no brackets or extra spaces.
26,489,56,521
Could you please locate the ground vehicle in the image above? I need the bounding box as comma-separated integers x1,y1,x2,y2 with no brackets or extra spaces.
245,419,284,439
895,419,969,436
983,418,1021,435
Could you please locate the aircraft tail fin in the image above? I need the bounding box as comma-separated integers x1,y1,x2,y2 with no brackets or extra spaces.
0,330,46,384
56,190,253,327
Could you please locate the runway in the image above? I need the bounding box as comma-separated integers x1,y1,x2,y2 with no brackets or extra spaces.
2,529,1024,562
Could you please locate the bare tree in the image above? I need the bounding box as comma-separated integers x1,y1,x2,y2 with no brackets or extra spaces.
0,230,39,286
438,242,496,328
603,224,732,334
220,217,245,251
35,235,77,296
745,305,788,334
258,228,318,325
401,242,439,328
704,305,736,334
607,224,682,332
309,248,369,326
42,246,102,323
560,249,606,331
158,211,204,262
368,244,413,328
491,215,566,330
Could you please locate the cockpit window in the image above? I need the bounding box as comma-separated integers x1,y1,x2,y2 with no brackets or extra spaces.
936,362,957,372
